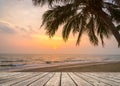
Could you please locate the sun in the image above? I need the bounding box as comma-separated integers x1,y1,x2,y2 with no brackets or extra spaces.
53,45,58,50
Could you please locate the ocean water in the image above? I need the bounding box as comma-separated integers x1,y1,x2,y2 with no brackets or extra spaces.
0,54,120,71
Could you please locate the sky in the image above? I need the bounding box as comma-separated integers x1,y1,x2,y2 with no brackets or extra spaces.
0,0,120,54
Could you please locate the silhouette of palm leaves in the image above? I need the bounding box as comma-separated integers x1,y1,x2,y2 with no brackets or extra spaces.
33,0,120,46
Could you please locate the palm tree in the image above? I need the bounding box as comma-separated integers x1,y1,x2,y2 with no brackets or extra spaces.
32,0,120,47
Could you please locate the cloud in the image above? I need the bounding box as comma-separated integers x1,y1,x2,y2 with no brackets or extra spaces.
15,26,28,33
15,25,38,33
0,21,16,34
0,20,38,38
14,25,40,39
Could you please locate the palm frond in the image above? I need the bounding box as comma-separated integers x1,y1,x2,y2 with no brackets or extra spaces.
62,18,74,41
107,6,120,22
32,0,73,6
86,15,98,46
96,15,111,46
32,0,120,46
76,12,88,45
104,2,120,8
62,13,82,41
112,0,120,5
116,25,120,31
42,4,77,37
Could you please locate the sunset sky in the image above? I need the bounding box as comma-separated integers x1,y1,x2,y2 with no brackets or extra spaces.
0,0,120,54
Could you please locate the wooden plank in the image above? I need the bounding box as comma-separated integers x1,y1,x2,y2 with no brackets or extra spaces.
0,72,20,78
105,73,120,78
0,72,120,86
12,73,47,86
75,72,110,86
29,73,54,86
90,73,120,84
90,73,120,82
0,73,43,86
45,72,61,86
68,72,92,86
81,73,120,86
0,72,22,80
0,73,33,84
61,72,76,86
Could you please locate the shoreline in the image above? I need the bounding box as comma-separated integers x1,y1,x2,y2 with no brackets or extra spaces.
12,61,120,72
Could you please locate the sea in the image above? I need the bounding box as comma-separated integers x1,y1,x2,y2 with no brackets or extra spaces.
0,54,120,71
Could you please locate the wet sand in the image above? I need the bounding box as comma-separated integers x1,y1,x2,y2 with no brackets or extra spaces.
15,61,120,72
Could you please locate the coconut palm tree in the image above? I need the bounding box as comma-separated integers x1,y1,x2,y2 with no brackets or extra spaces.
32,0,120,47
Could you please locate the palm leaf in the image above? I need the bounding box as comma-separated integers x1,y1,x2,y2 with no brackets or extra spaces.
107,6,120,22
113,0,120,5
116,25,120,31
32,0,120,46
86,15,98,46
32,0,73,6
42,4,77,37
76,13,88,45
96,15,111,46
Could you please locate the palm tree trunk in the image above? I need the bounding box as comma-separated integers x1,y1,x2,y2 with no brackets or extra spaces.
100,11,120,47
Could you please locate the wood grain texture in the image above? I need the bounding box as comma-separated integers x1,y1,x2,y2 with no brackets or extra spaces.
0,72,120,86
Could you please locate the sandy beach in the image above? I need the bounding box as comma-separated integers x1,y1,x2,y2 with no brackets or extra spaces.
14,61,120,72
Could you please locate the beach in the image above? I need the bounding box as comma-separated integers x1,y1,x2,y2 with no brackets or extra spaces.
14,61,120,72
1,54,120,72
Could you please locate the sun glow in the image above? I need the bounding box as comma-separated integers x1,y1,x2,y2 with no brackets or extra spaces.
31,34,65,49
53,45,58,50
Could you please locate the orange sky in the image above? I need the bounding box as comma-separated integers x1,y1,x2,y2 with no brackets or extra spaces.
0,0,120,54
